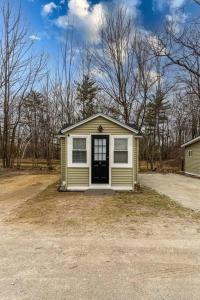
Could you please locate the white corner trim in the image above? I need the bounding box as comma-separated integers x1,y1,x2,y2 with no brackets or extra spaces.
110,135,133,168
61,113,139,134
67,135,90,168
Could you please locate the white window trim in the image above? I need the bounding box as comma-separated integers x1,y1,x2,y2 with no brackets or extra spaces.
110,135,133,168
68,135,90,167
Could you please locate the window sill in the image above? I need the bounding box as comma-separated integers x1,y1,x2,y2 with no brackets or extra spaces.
111,164,132,168
68,163,89,168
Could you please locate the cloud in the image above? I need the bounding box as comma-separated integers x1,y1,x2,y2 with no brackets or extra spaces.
153,0,188,28
166,11,188,32
153,0,186,11
119,0,141,18
42,2,57,16
29,35,41,41
148,35,166,55
55,0,140,43
56,15,68,28
55,0,104,43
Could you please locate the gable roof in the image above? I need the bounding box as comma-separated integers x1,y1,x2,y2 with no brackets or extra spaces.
181,136,200,148
59,113,139,135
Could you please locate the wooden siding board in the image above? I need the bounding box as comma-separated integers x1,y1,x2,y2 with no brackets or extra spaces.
185,142,200,175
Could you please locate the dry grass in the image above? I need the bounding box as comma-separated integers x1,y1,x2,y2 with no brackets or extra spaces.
140,160,180,173
9,183,200,233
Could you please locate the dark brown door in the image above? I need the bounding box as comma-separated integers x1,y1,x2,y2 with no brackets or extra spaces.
91,135,109,184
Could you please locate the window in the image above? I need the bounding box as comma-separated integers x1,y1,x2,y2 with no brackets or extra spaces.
188,149,192,158
114,138,128,163
72,138,87,163
94,138,107,161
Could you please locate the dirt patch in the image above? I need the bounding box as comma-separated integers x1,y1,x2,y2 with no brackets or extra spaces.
0,173,58,222
1,173,200,299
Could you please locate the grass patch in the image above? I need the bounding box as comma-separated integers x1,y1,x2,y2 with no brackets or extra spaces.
10,184,200,229
12,183,58,221
99,187,200,221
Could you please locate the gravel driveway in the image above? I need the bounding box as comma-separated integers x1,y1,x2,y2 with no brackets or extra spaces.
1,172,200,299
140,173,200,211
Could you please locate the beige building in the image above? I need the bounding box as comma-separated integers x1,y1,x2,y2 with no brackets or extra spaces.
58,113,141,191
181,136,200,177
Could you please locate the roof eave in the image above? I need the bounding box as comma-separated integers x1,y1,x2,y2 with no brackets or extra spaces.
181,137,200,148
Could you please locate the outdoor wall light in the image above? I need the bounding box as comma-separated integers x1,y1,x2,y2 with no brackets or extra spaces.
98,125,103,132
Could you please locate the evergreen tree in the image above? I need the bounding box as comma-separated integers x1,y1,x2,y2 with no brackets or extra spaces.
76,75,99,119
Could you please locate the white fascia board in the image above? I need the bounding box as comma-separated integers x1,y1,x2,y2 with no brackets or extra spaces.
181,136,200,148
60,113,139,135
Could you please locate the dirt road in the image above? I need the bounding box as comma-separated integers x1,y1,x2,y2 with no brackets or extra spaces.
0,173,58,221
0,173,200,299
0,227,200,300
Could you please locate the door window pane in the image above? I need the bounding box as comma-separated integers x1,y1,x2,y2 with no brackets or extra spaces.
93,138,107,161
95,146,99,154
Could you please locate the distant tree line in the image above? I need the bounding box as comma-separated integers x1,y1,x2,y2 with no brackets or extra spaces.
0,0,200,169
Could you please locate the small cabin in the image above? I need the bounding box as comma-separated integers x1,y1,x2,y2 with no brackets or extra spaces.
58,113,141,191
181,136,200,177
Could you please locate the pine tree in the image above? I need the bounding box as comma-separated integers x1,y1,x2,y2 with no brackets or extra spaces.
76,75,99,119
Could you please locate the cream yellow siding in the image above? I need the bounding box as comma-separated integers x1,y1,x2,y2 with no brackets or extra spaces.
68,116,132,135
67,168,89,186
185,142,200,175
133,137,136,184
111,168,133,186
60,115,140,190
60,137,67,183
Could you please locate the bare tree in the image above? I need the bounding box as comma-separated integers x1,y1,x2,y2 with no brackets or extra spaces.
156,13,200,79
0,1,45,167
193,0,200,6
93,8,139,123
135,36,158,130
56,28,77,125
